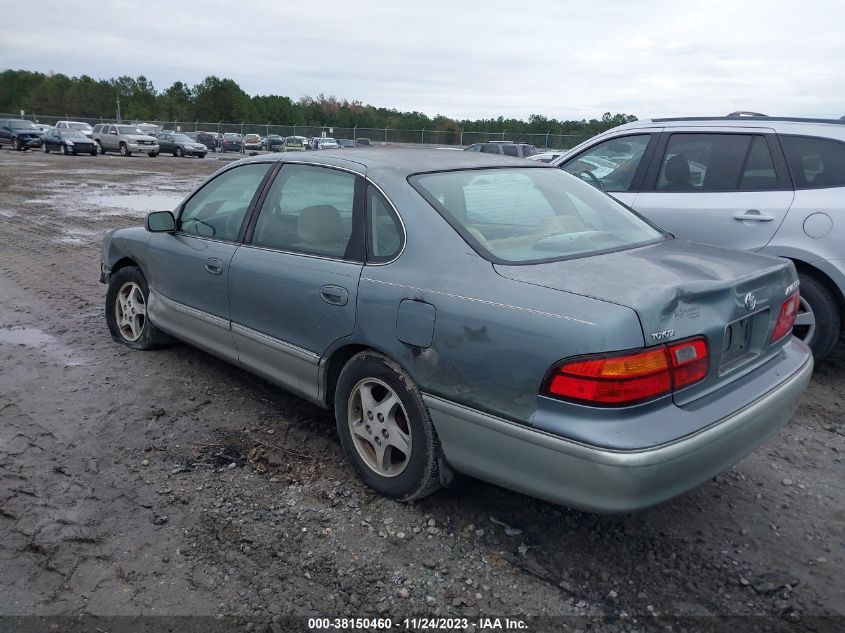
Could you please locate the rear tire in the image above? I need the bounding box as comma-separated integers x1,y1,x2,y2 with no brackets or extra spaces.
335,351,442,502
795,273,840,362
105,266,173,350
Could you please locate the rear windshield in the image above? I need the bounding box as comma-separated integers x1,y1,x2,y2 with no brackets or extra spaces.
410,168,664,264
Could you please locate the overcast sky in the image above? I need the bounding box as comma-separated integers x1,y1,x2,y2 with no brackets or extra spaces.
3,0,843,121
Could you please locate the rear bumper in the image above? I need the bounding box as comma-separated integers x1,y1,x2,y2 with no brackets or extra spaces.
425,339,813,513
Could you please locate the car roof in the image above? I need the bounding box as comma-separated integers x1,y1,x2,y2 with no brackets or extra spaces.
239,147,549,175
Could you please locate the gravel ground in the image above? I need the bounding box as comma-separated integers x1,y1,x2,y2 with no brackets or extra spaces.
0,149,843,631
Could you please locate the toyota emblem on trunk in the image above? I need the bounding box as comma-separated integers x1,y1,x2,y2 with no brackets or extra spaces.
744,292,757,311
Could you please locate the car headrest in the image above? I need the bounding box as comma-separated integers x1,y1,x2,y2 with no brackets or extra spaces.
296,205,346,244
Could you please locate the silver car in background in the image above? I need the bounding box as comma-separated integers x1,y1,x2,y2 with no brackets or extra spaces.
551,114,845,361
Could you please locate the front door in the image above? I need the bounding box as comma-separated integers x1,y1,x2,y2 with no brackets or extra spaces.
144,162,274,361
632,131,794,252
227,163,365,401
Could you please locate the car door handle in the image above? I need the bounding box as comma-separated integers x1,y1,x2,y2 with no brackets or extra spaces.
205,257,224,275
733,210,774,222
320,285,348,306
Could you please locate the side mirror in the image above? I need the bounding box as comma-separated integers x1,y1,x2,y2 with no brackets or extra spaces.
145,211,176,233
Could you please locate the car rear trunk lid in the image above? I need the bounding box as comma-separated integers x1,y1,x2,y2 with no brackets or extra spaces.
495,238,797,405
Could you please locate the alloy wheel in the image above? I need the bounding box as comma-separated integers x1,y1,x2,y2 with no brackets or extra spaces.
347,378,412,477
115,281,147,342
793,295,816,345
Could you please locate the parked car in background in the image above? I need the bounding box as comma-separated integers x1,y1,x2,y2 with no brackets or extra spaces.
337,139,356,148
527,150,566,163
194,131,218,151
101,149,812,512
552,114,845,361
465,141,538,158
244,134,262,150
283,135,307,151
91,123,159,157
355,137,372,147
156,131,207,158
221,133,244,152
55,120,94,137
261,134,284,152
41,128,97,155
35,123,54,134
0,119,43,150
315,137,339,150
134,122,161,137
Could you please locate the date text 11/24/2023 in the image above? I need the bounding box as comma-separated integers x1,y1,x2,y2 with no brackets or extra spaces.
308,617,528,630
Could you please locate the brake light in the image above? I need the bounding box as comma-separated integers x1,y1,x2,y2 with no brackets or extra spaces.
545,336,709,406
771,293,800,342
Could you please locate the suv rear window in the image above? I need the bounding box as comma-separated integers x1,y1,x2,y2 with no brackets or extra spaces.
410,168,664,264
780,135,845,189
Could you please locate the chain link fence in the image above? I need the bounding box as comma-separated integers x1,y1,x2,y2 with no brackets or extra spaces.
4,112,590,151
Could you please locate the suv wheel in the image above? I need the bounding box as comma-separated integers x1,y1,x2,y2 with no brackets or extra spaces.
335,351,442,501
795,273,841,362
119,142,130,157
96,140,105,155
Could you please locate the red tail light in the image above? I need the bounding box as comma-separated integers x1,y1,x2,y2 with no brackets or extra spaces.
545,336,709,406
771,293,800,343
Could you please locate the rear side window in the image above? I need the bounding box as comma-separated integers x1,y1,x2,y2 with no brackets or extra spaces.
251,164,361,260
780,135,845,189
656,134,778,192
502,145,519,157
366,187,403,262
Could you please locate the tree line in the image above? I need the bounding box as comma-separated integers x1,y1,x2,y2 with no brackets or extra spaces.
0,69,637,138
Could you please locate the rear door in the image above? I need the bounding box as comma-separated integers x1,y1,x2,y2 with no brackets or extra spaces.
632,130,794,251
227,163,365,401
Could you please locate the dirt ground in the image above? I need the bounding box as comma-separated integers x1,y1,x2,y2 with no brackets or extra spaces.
0,149,843,631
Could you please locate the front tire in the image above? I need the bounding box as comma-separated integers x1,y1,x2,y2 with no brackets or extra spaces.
105,266,172,350
175,146,183,157
335,351,442,501
60,144,68,155
42,143,49,153
119,142,130,157
795,273,841,362
12,137,21,151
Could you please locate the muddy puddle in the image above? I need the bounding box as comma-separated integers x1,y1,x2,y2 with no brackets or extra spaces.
83,192,184,215
0,326,96,366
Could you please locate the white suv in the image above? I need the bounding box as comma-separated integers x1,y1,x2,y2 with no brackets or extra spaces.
552,114,845,361
55,120,94,137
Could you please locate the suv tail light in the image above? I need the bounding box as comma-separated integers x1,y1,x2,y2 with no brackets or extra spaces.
544,336,709,407
771,293,800,343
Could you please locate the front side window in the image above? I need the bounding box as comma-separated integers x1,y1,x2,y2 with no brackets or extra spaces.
178,163,271,241
780,135,845,189
410,168,664,264
367,187,403,262
251,164,360,259
465,144,481,152
562,134,651,192
480,144,501,154
656,133,777,192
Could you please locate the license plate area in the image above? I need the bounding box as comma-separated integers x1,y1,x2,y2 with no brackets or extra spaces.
720,309,769,375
